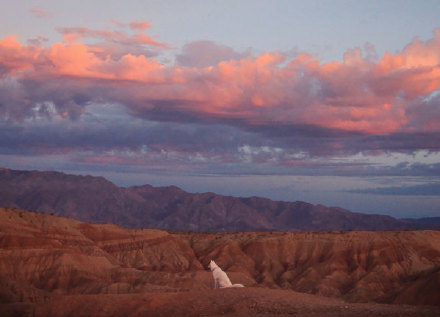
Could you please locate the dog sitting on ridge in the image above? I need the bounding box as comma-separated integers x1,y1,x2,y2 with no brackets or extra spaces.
208,260,244,289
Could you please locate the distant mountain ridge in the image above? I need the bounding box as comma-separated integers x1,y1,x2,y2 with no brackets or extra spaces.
0,167,436,231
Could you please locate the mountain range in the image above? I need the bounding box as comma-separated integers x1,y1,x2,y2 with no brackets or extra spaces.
0,167,437,231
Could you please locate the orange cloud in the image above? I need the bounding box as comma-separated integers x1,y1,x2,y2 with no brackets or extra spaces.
45,42,108,78
29,8,54,18
0,35,41,74
56,26,167,48
1,27,440,136
129,20,152,31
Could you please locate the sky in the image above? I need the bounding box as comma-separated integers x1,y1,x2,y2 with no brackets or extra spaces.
1,0,440,218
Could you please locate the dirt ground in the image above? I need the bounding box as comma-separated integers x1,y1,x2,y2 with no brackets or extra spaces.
1,287,439,317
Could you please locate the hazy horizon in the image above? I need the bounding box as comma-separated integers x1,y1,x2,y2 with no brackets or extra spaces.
2,166,438,219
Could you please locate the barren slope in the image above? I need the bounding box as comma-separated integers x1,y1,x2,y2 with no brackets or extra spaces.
0,207,439,316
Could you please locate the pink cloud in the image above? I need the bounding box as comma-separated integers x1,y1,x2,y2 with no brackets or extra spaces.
129,20,152,31
29,8,54,18
0,35,42,74
110,19,152,32
56,27,167,48
110,19,125,28
1,26,440,136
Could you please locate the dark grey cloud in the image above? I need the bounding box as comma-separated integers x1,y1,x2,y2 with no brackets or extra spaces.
176,40,250,67
1,110,440,178
1,72,440,177
1,31,440,183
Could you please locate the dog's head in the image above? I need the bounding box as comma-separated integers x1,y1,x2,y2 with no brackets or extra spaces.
208,260,217,271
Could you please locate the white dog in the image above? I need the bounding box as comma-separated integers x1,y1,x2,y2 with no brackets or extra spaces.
208,260,244,289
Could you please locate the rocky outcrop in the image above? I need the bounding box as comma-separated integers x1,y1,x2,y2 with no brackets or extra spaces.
186,230,440,304
1,207,439,311
0,168,426,231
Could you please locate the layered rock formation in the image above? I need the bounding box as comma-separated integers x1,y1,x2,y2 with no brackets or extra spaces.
0,168,429,231
0,207,439,316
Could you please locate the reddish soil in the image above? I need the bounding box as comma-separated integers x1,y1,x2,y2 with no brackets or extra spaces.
0,207,439,316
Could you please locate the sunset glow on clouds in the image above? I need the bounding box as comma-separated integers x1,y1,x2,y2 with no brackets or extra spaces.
2,25,440,134
1,1,440,217
1,23,440,160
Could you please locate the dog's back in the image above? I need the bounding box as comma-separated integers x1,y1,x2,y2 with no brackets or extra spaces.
213,267,233,288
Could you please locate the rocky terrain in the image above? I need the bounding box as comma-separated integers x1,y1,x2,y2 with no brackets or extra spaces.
0,207,439,316
0,167,434,231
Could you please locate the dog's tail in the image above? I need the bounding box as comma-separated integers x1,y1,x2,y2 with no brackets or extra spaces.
230,284,245,288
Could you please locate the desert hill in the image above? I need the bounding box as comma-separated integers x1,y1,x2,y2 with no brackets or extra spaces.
0,167,430,231
0,207,439,316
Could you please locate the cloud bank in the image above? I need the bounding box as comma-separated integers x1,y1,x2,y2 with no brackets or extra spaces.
350,182,440,196
1,23,440,177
